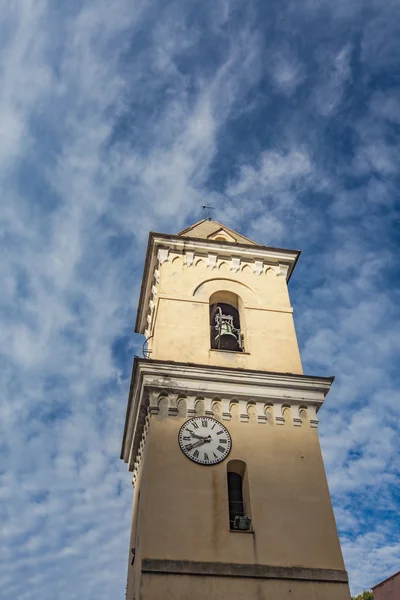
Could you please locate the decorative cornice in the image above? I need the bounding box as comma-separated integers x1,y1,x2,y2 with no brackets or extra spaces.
231,256,241,272
207,252,218,269
121,358,334,476
141,559,349,584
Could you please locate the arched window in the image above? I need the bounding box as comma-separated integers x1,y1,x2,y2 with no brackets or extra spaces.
210,291,243,352
227,472,244,528
227,460,252,531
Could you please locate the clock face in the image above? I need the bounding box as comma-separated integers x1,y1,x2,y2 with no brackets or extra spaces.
178,417,232,465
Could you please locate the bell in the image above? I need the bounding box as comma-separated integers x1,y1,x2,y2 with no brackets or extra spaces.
214,321,239,351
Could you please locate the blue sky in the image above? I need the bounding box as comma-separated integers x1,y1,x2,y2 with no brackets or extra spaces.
1,0,400,597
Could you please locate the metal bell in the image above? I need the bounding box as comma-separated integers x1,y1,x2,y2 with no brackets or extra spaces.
214,321,239,351
211,304,242,352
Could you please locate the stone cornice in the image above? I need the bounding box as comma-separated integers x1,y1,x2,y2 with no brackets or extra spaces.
121,358,334,475
152,232,300,264
141,559,349,583
135,232,300,334
133,358,334,396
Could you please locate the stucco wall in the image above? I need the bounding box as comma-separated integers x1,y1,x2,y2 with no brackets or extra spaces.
373,572,400,599
134,411,344,571
150,255,303,374
140,573,351,600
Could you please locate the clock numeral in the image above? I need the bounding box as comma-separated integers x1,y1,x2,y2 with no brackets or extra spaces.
220,439,227,444
183,436,191,441
217,445,225,453
217,430,224,435
192,421,199,429
187,429,193,434
211,422,217,430
213,452,218,459
184,445,192,451
193,450,199,458
204,453,209,462
201,419,208,427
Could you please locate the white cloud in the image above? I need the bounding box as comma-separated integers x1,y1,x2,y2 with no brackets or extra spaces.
0,2,266,598
314,44,352,116
342,529,400,594
226,149,313,196
370,90,400,125
1,1,400,598
269,47,306,95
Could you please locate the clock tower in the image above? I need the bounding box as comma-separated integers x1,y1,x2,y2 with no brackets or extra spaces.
121,220,351,600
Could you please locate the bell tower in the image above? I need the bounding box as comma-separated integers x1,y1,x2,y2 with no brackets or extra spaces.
121,220,351,600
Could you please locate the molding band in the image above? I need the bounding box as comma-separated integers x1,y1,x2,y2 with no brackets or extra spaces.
156,293,294,314
142,559,349,584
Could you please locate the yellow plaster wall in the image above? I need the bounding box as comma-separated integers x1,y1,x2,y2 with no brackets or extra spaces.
126,455,146,600
141,574,351,600
136,413,345,571
150,256,303,373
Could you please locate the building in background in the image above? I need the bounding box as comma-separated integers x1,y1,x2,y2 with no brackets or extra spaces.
372,570,400,599
120,220,352,600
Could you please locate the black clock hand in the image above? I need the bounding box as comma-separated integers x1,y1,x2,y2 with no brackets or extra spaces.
186,438,211,451
191,433,211,441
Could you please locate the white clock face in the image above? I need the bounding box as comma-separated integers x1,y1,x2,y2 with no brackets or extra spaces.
178,417,232,465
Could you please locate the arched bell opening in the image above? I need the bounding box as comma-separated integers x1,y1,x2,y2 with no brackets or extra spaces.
209,291,243,352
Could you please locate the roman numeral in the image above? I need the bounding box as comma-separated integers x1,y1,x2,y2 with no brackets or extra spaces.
217,445,225,453
183,436,191,441
204,453,209,462
211,422,216,430
201,419,208,427
192,421,199,429
217,430,224,435
193,450,199,458
187,429,193,434
213,452,218,459
220,439,227,444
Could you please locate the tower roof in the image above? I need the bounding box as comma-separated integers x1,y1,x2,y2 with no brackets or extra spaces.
178,220,257,246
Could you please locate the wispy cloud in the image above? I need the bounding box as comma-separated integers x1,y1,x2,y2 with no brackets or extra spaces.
268,46,306,95
1,0,399,598
314,43,352,116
